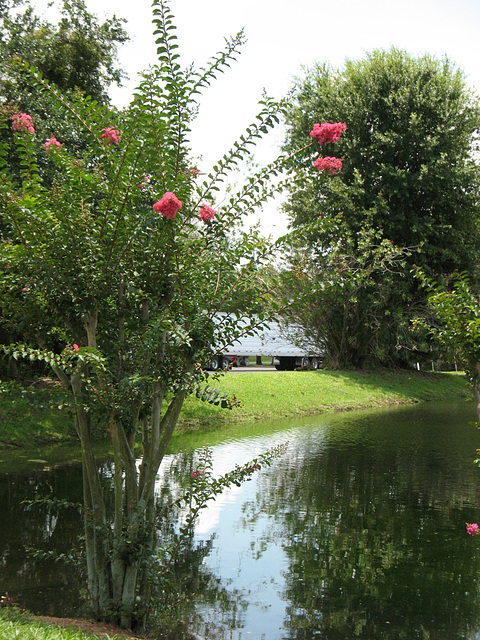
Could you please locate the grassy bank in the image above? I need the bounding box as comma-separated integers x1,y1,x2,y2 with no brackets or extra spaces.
1,369,471,448
0,607,137,640
179,368,471,430
0,386,76,448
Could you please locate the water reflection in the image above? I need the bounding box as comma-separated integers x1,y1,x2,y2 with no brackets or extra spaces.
0,463,87,616
190,402,480,640
2,401,480,639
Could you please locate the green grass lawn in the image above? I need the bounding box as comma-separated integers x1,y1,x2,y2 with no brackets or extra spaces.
178,368,471,430
0,386,76,447
0,369,471,447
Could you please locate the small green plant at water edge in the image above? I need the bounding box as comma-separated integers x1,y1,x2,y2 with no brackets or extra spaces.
415,269,480,420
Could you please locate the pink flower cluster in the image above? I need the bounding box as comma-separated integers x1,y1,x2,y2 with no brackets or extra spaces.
310,121,345,176
191,469,203,480
100,127,121,145
314,156,343,175
12,112,35,134
199,204,216,222
310,122,346,145
44,136,62,152
153,192,182,219
467,523,479,536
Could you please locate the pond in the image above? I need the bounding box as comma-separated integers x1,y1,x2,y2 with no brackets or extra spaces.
2,400,480,639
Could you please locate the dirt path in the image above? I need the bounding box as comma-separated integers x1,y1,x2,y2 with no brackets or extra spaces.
32,615,147,639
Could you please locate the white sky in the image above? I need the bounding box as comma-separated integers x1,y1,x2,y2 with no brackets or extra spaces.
37,0,480,236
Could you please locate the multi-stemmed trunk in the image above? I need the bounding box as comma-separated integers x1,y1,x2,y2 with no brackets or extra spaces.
74,383,190,629
69,308,193,629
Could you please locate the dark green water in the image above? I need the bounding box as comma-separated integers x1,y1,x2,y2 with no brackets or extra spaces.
2,400,480,639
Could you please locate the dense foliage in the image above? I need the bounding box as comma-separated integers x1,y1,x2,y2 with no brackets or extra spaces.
415,270,480,418
0,0,129,369
281,49,480,368
0,0,128,105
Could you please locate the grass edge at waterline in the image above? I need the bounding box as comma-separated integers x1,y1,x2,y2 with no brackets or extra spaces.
1,369,471,448
179,368,471,430
0,607,140,640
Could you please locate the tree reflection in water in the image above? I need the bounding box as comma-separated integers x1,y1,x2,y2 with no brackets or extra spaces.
190,402,480,640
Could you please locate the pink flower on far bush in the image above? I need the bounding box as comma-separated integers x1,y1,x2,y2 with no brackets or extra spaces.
153,192,182,219
12,112,35,134
191,469,203,480
190,167,199,177
310,122,346,145
44,136,62,152
138,175,150,190
73,344,79,352
467,523,479,536
100,127,121,145
314,156,343,175
199,204,216,222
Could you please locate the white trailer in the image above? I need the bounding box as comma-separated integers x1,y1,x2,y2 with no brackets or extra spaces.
207,318,322,371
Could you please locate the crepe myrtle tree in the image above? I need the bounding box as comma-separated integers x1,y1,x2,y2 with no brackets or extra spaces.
0,0,326,630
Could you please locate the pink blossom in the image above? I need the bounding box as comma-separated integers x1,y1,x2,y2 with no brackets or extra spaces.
44,137,62,152
310,122,346,145
73,344,79,352
199,204,216,222
138,175,150,190
153,192,182,219
467,523,479,536
190,168,199,177
12,113,35,134
22,286,28,292
100,127,121,145
191,469,203,480
314,156,343,175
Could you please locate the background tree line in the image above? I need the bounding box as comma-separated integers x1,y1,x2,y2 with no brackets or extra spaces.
279,49,480,369
2,3,479,375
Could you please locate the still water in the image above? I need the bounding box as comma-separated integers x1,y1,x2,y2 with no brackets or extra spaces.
2,400,480,639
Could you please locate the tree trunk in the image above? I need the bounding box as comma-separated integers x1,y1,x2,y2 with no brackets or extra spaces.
72,371,111,618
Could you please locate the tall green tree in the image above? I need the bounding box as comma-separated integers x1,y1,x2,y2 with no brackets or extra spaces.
0,0,303,629
281,49,480,368
0,0,128,105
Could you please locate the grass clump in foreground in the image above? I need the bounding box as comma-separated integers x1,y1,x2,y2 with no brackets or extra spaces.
0,607,138,640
